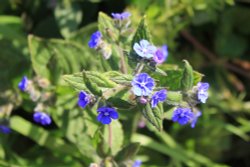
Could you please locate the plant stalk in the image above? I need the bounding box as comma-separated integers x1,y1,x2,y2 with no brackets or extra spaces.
108,124,112,148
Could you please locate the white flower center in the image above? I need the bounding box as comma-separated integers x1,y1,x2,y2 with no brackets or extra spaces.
104,112,109,116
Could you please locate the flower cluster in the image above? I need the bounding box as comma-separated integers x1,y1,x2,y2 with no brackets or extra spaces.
133,39,168,64
171,82,209,128
172,108,202,128
77,91,118,125
131,73,167,108
18,76,52,126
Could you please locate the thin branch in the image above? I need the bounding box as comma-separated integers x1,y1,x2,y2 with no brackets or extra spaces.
181,30,250,79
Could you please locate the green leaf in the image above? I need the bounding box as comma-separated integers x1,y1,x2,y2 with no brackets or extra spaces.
131,16,152,45
98,12,118,42
114,143,140,163
181,60,194,91
107,97,135,109
105,71,133,85
166,91,183,106
153,69,203,91
83,71,102,96
103,121,124,155
55,3,82,38
28,35,92,84
63,73,86,91
63,71,117,91
140,103,163,131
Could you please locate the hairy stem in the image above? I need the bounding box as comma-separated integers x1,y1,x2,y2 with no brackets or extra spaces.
118,46,128,74
108,124,112,148
133,61,145,75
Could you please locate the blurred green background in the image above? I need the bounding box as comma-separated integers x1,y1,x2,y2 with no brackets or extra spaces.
1,0,250,166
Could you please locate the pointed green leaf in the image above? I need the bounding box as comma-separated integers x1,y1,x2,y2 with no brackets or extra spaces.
140,103,163,131
83,71,102,96
107,97,135,109
181,60,194,91
63,71,117,92
98,12,118,42
28,35,92,84
131,16,152,45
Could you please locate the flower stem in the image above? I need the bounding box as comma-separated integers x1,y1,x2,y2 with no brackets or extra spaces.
133,61,145,75
118,46,127,74
108,124,112,148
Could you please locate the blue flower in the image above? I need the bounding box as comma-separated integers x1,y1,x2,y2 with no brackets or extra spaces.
111,12,131,20
18,76,28,91
131,73,155,96
88,31,102,48
78,91,90,108
151,89,167,108
197,82,209,103
190,111,202,128
132,160,142,167
33,112,52,126
133,40,157,58
153,45,168,64
172,108,194,125
0,125,11,134
97,107,119,124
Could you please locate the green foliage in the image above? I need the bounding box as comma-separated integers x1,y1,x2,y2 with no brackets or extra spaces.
181,60,194,92
1,0,250,167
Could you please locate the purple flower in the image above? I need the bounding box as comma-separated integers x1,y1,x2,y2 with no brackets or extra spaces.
197,82,209,103
33,112,52,126
0,125,11,134
133,40,157,59
151,89,167,108
131,73,155,96
78,91,90,108
172,108,194,125
97,107,119,124
18,76,28,91
153,45,168,64
88,31,102,48
190,111,202,128
111,12,131,20
132,160,142,167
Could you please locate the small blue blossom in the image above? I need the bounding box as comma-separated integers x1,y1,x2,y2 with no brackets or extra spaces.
88,31,102,48
18,76,28,91
151,89,167,108
131,73,155,96
33,112,52,126
197,82,209,103
172,108,194,125
97,107,119,124
111,12,131,20
190,111,202,128
78,91,90,108
0,125,11,134
133,40,157,59
153,45,168,64
132,160,142,167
